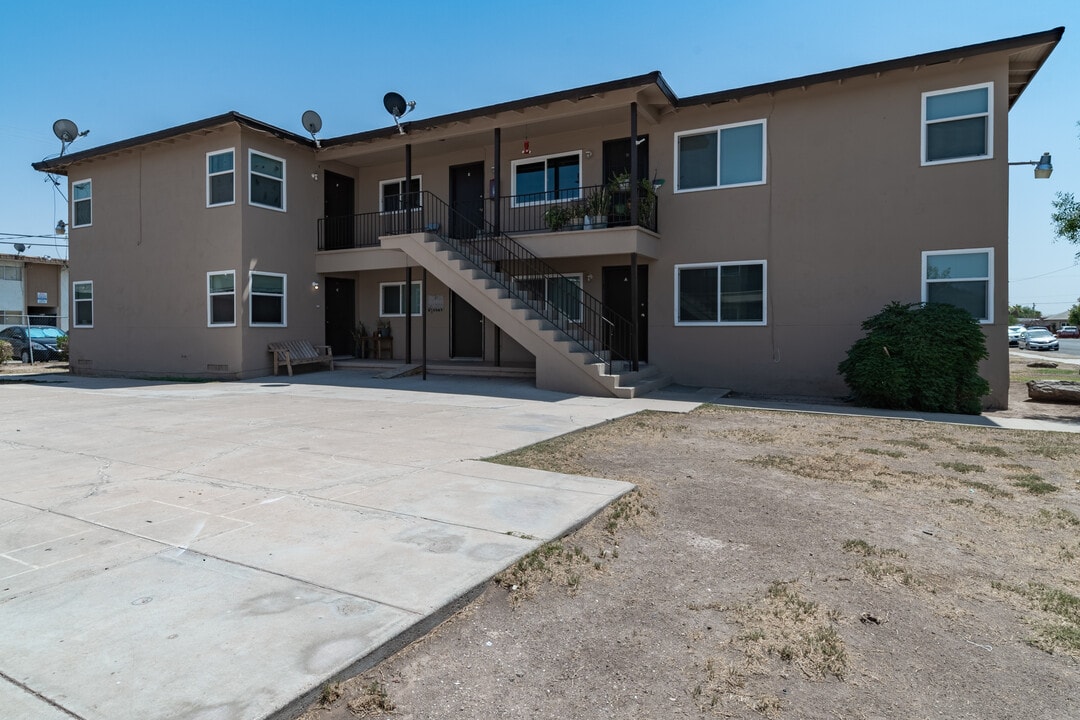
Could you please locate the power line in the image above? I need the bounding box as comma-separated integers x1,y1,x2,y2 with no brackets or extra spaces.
1009,263,1079,283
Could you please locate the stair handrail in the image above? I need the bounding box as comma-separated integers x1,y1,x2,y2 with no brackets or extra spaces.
385,191,636,373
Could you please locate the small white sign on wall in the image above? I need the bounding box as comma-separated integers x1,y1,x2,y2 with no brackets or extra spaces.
37,292,48,304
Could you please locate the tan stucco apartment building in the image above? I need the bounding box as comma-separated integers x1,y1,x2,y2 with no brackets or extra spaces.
34,28,1063,407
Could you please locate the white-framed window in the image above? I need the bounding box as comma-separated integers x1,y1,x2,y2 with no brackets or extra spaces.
72,179,92,227
249,271,286,326
922,83,992,165
675,261,766,325
380,176,422,212
922,248,992,323
207,270,236,326
73,280,93,327
380,281,422,317
511,152,582,206
249,150,286,211
1,265,22,281
675,120,766,192
207,149,235,207
514,274,584,322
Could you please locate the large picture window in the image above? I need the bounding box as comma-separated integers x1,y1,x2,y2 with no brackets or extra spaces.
380,281,421,317
207,149,235,207
380,177,422,212
511,152,581,206
72,179,92,227
675,120,766,192
73,281,93,327
675,261,766,325
922,83,992,165
249,150,285,211
922,249,992,323
207,270,235,326
249,271,286,326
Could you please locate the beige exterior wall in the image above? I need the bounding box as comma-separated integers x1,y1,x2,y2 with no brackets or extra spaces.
645,53,1010,405
58,43,1025,404
65,125,320,378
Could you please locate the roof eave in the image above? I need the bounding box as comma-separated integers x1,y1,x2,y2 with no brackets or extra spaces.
32,112,315,176
321,71,676,148
679,26,1064,108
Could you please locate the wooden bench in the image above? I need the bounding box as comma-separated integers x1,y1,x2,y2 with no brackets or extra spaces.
267,340,334,376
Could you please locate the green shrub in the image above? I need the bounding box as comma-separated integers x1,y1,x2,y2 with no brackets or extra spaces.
0,339,11,363
838,302,989,414
56,334,69,361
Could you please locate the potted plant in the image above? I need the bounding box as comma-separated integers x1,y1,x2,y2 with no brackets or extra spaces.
377,320,392,338
567,203,586,230
638,177,658,227
543,204,571,231
585,186,610,229
351,322,369,357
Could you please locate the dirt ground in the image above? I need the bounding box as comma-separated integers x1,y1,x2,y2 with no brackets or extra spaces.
296,354,1080,720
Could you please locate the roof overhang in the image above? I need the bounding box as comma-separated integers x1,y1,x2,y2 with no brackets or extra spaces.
679,26,1064,109
32,112,315,177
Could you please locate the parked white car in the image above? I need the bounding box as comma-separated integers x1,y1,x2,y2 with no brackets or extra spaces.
1008,325,1025,346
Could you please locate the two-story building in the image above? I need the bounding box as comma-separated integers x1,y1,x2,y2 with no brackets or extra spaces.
33,27,1064,407
0,252,69,330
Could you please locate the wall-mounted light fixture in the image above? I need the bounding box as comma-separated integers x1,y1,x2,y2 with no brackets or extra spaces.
311,281,320,291
55,220,67,235
1009,152,1053,179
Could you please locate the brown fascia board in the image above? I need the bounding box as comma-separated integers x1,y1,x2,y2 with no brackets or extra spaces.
0,253,65,265
679,26,1065,109
321,71,678,148
31,112,315,176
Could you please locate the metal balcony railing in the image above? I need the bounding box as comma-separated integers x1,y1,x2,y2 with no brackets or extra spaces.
491,182,658,235
316,183,658,251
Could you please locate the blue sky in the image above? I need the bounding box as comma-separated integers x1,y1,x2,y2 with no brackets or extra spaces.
2,0,1078,314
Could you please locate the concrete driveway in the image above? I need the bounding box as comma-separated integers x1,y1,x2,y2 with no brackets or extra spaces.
0,371,700,720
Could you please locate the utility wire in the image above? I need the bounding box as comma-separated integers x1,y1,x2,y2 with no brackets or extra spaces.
1009,262,1079,283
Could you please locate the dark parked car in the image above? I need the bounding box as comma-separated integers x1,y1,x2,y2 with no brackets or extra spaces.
0,326,68,363
1057,325,1079,338
1019,327,1059,351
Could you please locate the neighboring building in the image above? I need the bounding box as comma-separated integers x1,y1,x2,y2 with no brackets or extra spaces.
0,252,69,330
33,28,1063,407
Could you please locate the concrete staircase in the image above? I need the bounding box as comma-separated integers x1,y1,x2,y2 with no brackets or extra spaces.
381,231,670,398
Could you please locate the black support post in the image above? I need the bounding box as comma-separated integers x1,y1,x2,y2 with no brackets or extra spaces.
493,128,501,234
421,269,427,380
630,252,639,372
630,102,639,227
405,265,412,364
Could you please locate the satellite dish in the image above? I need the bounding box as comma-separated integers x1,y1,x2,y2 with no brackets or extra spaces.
13,243,27,253
301,110,323,148
383,92,408,118
53,119,79,143
302,110,322,135
383,92,416,135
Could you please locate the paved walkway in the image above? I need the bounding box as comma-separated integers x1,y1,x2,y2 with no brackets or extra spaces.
0,371,699,720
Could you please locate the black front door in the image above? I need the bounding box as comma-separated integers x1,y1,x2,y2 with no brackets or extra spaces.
451,292,484,358
324,171,355,249
449,162,485,239
325,277,355,356
603,137,649,227
602,265,648,363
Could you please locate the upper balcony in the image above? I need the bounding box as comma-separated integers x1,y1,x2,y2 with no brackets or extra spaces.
316,181,661,269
